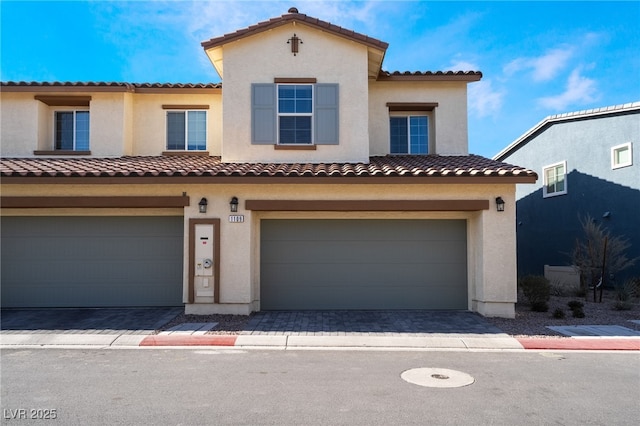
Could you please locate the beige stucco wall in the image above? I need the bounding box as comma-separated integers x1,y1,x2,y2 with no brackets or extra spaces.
131,92,222,156
0,92,40,156
368,81,469,156
217,23,370,163
1,181,517,317
0,91,222,157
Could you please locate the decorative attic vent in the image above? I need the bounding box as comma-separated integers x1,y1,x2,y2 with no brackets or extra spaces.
287,33,302,55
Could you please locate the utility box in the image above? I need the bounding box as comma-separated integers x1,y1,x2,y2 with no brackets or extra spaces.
194,223,215,302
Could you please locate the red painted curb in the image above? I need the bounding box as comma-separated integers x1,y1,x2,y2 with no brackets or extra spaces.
517,338,640,351
140,335,238,347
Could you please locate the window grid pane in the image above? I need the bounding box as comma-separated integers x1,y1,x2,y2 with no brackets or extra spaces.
279,116,311,144
75,111,90,150
390,117,408,154
187,111,206,150
55,112,74,150
278,84,313,144
409,116,427,154
167,112,186,150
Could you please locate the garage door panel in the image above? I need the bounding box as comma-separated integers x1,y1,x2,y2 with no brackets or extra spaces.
1,217,183,308
261,219,467,310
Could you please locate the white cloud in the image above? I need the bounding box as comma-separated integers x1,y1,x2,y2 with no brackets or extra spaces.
468,79,505,118
447,60,479,71
537,67,598,110
504,47,573,82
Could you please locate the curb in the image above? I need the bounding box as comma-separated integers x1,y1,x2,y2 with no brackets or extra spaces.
139,335,237,346
517,337,640,351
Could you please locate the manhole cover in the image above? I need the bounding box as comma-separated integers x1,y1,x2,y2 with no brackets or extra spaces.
401,368,474,388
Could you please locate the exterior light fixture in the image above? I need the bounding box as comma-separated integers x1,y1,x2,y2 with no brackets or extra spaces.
198,197,208,213
495,197,505,212
230,197,239,213
287,33,302,55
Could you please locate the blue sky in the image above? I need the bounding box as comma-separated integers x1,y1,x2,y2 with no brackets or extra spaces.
2,1,639,157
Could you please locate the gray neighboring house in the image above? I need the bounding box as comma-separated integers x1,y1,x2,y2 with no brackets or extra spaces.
494,102,640,285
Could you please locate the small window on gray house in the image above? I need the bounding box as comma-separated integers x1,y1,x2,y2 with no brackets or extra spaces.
542,161,567,198
611,142,633,169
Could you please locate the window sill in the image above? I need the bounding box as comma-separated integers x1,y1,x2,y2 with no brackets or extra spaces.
274,145,317,151
162,151,210,156
34,150,91,156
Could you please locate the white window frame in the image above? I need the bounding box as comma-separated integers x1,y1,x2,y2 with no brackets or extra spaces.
52,108,90,151
389,112,430,155
542,160,568,198
611,142,633,169
277,83,314,145
166,110,207,151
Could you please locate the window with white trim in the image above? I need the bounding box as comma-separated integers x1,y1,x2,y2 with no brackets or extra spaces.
390,114,428,154
55,110,89,151
278,84,313,144
611,142,633,169
543,161,567,198
166,111,207,151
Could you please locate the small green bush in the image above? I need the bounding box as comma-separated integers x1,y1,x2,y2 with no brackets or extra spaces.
571,307,585,318
567,300,584,310
519,275,551,308
552,308,566,319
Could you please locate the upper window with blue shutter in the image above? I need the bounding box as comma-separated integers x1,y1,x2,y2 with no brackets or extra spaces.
252,80,338,146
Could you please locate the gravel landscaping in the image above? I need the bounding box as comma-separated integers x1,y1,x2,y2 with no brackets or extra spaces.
484,292,640,337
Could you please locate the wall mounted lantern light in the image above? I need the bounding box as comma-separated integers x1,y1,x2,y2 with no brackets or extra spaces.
230,197,239,213
287,33,302,55
198,197,208,214
495,197,505,212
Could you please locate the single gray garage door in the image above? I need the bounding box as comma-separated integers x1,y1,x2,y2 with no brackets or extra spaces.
1,216,184,308
261,219,467,310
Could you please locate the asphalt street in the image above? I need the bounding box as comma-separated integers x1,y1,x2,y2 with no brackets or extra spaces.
1,348,638,425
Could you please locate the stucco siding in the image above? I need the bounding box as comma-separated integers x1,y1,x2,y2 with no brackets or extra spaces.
0,93,39,156
132,93,222,156
368,81,469,156
499,110,640,280
1,181,517,317
219,23,370,163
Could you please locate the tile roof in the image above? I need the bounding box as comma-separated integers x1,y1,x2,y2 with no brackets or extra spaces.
0,155,536,182
201,10,388,51
1,82,221,91
378,70,482,81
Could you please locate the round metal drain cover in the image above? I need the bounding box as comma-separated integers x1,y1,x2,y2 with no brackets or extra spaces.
401,368,474,388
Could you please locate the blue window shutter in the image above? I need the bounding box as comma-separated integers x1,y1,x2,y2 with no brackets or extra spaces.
252,84,276,144
315,84,339,145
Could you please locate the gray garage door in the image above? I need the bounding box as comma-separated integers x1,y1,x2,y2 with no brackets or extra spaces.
1,216,184,308
261,219,467,310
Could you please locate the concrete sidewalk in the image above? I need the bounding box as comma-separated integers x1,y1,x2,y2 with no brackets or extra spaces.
2,331,639,350
1,308,638,351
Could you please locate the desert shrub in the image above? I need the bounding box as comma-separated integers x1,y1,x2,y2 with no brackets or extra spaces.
530,301,549,312
615,278,640,302
552,308,566,319
612,301,633,311
519,275,551,308
567,300,584,310
571,307,585,318
571,215,637,294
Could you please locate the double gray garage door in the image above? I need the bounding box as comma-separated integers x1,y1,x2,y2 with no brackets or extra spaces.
261,219,468,310
1,216,183,308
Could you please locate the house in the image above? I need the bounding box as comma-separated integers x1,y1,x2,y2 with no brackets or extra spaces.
0,8,536,318
494,102,640,285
